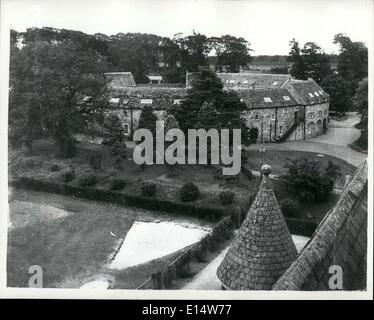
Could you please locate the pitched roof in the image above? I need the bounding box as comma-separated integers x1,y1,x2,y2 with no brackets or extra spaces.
105,72,136,89
108,87,187,110
286,79,329,105
237,88,298,109
217,165,298,290
186,72,291,90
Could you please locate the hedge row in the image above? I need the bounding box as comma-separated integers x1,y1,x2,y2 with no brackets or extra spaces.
12,177,225,221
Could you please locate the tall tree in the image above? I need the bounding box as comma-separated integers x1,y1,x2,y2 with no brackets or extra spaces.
288,39,331,83
210,35,252,72
9,38,108,157
288,39,307,80
171,66,246,133
320,73,350,114
334,33,368,93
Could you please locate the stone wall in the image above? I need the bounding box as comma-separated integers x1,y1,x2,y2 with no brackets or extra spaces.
273,160,368,291
305,102,329,139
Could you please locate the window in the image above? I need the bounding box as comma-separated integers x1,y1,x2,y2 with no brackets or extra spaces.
264,97,272,103
173,99,181,105
283,96,290,101
240,98,244,102
279,126,283,135
124,124,129,135
314,92,319,96
318,111,322,117
255,114,259,120
308,93,314,98
122,99,129,105
229,80,236,84
271,113,275,120
123,110,128,117
140,99,153,104
272,81,278,85
243,80,248,84
309,112,315,119
110,97,120,104
324,109,327,115
319,90,323,95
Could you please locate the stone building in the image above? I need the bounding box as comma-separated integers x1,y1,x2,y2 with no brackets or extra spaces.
103,71,329,142
216,160,368,291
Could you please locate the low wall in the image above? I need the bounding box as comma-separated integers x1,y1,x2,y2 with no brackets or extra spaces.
273,160,368,290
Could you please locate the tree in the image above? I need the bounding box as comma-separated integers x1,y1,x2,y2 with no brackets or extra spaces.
173,32,211,73
210,35,252,72
288,39,307,80
288,39,331,83
137,105,158,135
197,102,219,130
9,38,109,157
103,113,127,157
281,158,341,202
320,74,350,114
334,33,368,95
353,78,368,150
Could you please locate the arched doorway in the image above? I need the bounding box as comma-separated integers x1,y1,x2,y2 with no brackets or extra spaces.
317,120,322,133
308,122,315,136
323,118,327,131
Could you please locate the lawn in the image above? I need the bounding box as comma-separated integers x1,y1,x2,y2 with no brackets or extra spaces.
7,189,215,288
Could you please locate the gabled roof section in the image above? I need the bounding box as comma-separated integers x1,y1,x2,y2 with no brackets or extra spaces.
105,72,136,89
285,78,330,105
237,88,298,109
217,165,298,290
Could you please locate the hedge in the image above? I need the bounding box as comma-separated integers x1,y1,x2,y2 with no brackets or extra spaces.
12,177,225,222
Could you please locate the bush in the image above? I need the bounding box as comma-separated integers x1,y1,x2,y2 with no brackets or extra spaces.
50,164,61,172
219,191,235,205
180,182,200,202
110,179,127,191
78,174,97,187
60,170,74,182
141,182,156,197
280,198,301,217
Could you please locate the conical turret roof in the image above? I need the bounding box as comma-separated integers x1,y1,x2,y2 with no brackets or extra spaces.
217,164,298,290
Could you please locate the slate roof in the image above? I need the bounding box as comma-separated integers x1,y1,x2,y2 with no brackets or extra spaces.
237,88,298,109
186,72,291,90
108,87,187,110
286,79,329,105
217,165,298,290
105,72,136,89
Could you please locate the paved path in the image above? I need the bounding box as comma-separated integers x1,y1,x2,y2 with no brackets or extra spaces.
182,235,309,290
246,112,366,167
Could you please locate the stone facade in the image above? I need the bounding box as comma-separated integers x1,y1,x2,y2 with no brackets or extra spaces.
100,72,330,142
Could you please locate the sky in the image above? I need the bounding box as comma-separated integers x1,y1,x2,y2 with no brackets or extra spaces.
1,0,373,55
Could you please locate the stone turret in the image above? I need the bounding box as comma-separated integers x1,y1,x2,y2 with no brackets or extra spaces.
217,164,298,290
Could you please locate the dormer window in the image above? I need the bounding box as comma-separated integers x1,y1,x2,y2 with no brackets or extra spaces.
264,97,272,103
110,97,120,104
229,80,236,84
141,99,153,104
255,114,259,120
173,99,181,105
308,93,314,98
283,96,291,101
243,80,248,84
314,92,319,96
272,81,278,85
319,90,323,95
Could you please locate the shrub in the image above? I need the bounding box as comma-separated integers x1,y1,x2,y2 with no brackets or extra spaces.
60,170,75,182
280,198,301,217
219,190,235,205
110,178,127,191
180,182,200,202
78,174,97,187
141,182,156,197
281,157,341,202
50,164,61,172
